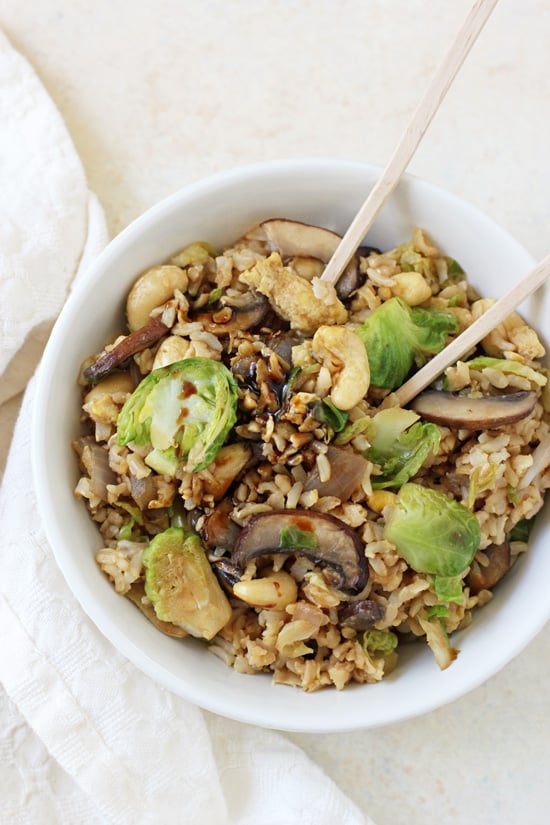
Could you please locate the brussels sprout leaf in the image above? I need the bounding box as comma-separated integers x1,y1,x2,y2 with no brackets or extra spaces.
312,399,349,434
464,357,546,387
354,298,459,389
429,574,464,604
427,604,451,619
383,483,480,576
362,629,398,656
366,407,441,489
510,516,536,543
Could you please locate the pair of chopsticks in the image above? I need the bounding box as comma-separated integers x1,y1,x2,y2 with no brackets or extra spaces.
320,0,549,407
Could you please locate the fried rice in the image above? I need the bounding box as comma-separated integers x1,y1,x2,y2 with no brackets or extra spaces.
74,222,550,691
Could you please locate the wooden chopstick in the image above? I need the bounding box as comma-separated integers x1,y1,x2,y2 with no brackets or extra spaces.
394,254,550,407
320,0,499,288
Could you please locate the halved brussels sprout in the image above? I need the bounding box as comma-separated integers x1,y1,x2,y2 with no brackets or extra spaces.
117,357,238,474
383,483,480,577
143,527,232,640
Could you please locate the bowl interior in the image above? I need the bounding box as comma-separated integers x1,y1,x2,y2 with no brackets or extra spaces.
32,159,550,732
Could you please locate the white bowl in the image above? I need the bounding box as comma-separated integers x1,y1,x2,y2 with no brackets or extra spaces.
32,159,550,733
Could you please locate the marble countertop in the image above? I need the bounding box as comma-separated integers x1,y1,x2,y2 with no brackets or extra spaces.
2,1,549,822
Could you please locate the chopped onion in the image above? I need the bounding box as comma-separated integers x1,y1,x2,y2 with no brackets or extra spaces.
519,435,550,489
78,437,116,501
129,472,157,510
304,445,370,500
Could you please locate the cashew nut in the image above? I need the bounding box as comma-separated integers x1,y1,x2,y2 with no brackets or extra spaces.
233,570,298,610
83,372,135,423
392,271,431,306
312,325,370,410
151,335,191,371
84,372,134,404
126,265,189,331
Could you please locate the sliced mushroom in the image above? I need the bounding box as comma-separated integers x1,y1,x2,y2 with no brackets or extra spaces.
338,245,380,300
211,557,242,593
357,244,381,259
261,218,362,300
202,498,242,550
304,445,370,500
193,294,268,335
338,599,385,630
232,509,367,594
231,354,259,384
125,582,188,638
264,329,304,365
262,218,342,261
83,316,168,384
467,540,511,594
410,390,537,430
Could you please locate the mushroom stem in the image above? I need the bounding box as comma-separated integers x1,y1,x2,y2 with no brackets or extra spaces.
84,316,168,383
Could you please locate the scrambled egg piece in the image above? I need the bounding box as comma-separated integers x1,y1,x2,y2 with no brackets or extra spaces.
239,252,347,335
473,301,546,361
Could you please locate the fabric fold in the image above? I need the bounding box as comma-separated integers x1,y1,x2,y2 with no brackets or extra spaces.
0,28,372,825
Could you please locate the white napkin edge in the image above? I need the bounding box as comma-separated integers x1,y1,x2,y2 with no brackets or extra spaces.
0,29,373,825
0,192,109,410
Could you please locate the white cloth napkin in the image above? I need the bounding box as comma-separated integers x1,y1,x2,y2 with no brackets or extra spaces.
0,31,372,825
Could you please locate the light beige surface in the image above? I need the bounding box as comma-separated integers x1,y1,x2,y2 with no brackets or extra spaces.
2,1,549,823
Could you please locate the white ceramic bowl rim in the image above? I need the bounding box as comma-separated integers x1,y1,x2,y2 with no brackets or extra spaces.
32,158,550,732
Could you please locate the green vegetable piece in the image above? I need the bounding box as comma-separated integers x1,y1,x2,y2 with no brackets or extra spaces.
143,527,232,640
429,574,464,604
464,357,547,387
312,399,349,434
427,604,451,619
170,241,217,268
507,485,518,506
279,524,319,551
362,629,398,656
334,415,371,446
446,257,465,276
510,516,536,543
119,517,135,541
467,463,499,509
397,244,435,278
365,407,441,489
207,287,224,305
383,483,480,576
117,501,144,525
354,298,459,388
117,357,238,474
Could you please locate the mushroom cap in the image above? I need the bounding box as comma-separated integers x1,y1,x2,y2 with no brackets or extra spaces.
261,218,363,300
232,509,368,594
411,390,537,430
